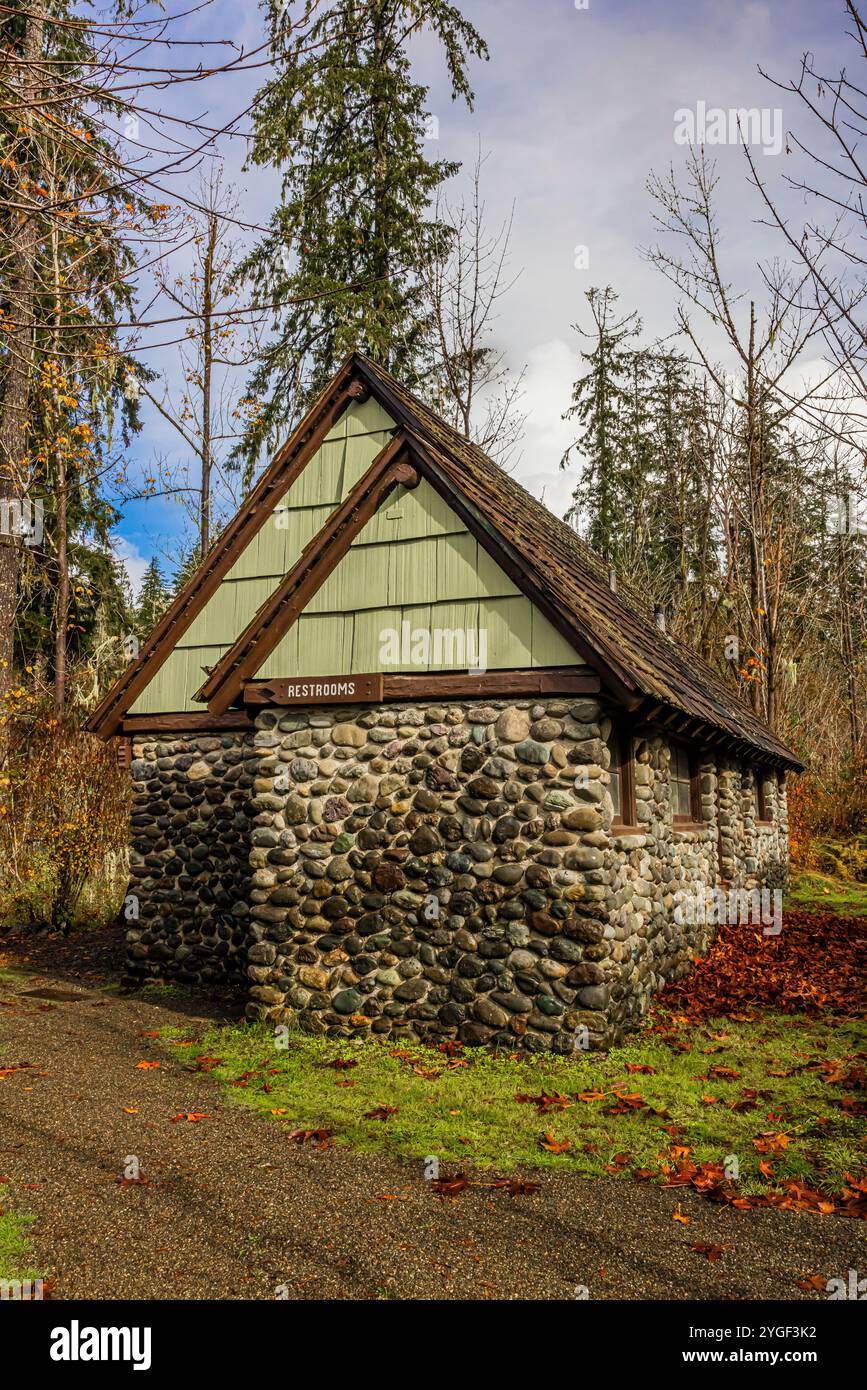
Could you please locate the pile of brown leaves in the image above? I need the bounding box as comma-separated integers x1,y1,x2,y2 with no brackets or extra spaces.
658,909,867,1022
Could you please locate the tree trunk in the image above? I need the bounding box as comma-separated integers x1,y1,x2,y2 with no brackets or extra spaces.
0,2,45,706
837,534,862,765
200,211,217,557
52,219,69,724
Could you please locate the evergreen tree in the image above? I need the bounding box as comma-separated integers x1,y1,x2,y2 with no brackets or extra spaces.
136,558,170,636
560,287,641,559
645,351,718,632
236,0,488,461
171,545,202,597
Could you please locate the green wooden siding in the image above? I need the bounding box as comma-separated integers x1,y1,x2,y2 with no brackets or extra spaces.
130,398,581,713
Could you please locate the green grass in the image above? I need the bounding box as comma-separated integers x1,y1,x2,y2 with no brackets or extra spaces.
786,869,867,916
178,1012,867,1193
0,1014,42,1290
0,1204,37,1284
0,968,31,984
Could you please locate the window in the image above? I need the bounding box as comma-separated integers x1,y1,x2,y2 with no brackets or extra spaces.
606,724,635,826
756,769,772,823
671,742,700,823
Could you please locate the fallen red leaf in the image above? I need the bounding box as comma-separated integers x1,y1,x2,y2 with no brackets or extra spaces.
539,1132,571,1155
691,1241,730,1262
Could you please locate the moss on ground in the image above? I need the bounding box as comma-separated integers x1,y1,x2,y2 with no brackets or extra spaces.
786,869,867,916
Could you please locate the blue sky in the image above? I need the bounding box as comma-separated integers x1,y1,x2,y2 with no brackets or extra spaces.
116,0,848,591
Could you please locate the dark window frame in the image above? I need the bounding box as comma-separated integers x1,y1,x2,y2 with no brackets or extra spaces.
671,739,702,825
756,768,773,824
607,723,637,829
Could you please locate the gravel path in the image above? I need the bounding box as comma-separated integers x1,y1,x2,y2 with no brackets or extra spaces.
0,950,864,1301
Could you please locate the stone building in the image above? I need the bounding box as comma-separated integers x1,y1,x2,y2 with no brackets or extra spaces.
88,354,802,1051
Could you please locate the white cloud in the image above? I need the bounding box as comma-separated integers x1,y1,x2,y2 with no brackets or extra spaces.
511,338,580,519
112,535,150,598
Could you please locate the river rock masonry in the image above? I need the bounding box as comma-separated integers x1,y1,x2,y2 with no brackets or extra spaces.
125,694,788,1053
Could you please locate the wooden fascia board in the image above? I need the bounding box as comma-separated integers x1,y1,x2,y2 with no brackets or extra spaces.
198,431,418,714
85,360,364,739
400,433,642,712
377,670,600,700
242,667,601,706
122,711,256,734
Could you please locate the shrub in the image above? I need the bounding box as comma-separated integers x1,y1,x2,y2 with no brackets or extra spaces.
789,764,867,873
0,710,130,931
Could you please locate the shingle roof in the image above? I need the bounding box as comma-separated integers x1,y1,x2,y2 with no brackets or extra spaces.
353,354,802,769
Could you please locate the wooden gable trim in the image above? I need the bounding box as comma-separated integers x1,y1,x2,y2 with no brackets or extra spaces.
85,359,366,739
198,407,641,718
197,431,418,715
353,358,804,771
351,357,642,708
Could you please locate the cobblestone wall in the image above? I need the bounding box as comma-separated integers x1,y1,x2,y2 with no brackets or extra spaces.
125,732,258,989
125,698,790,1050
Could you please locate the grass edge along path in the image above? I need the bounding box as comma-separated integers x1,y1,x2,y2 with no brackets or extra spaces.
0,1203,34,1280
1,990,43,1296
169,1011,867,1209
